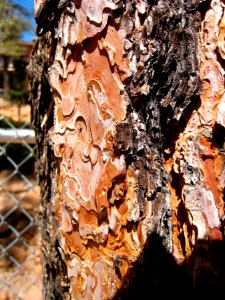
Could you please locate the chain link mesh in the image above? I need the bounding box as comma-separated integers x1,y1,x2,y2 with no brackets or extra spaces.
0,111,42,300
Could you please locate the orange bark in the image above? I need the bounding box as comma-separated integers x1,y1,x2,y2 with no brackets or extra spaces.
31,0,225,297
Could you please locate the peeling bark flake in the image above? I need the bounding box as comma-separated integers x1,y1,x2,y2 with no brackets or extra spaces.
30,0,225,298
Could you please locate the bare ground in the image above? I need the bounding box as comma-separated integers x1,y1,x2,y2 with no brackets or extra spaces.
0,98,31,124
0,99,43,300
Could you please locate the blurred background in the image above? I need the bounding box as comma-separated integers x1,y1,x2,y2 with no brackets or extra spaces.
0,1,43,299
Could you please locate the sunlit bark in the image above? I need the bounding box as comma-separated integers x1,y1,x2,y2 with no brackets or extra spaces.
29,0,225,298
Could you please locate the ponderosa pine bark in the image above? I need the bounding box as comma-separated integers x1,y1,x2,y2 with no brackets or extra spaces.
28,0,225,298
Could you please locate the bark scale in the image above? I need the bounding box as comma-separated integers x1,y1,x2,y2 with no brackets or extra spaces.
29,0,225,298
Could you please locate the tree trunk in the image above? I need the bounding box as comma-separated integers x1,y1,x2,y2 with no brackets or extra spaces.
29,0,225,298
3,55,10,99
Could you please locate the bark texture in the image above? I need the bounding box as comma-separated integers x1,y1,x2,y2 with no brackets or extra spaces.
29,0,225,298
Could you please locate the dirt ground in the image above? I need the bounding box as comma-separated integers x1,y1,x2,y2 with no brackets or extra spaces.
0,98,31,124
0,99,43,300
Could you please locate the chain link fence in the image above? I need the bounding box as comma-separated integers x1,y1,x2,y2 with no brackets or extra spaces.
0,102,42,300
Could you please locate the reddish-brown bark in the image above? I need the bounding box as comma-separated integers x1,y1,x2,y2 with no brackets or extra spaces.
29,0,225,298
168,0,225,268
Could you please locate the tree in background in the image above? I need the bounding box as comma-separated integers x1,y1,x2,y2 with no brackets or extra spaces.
0,0,32,99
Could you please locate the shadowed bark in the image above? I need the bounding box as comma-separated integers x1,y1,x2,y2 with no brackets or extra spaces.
29,0,225,298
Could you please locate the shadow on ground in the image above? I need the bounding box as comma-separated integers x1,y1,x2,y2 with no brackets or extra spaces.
115,232,225,299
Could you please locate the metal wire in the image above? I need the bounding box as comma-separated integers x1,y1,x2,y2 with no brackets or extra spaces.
0,114,42,299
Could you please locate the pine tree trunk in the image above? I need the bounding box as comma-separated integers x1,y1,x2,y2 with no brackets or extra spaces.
29,0,225,298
